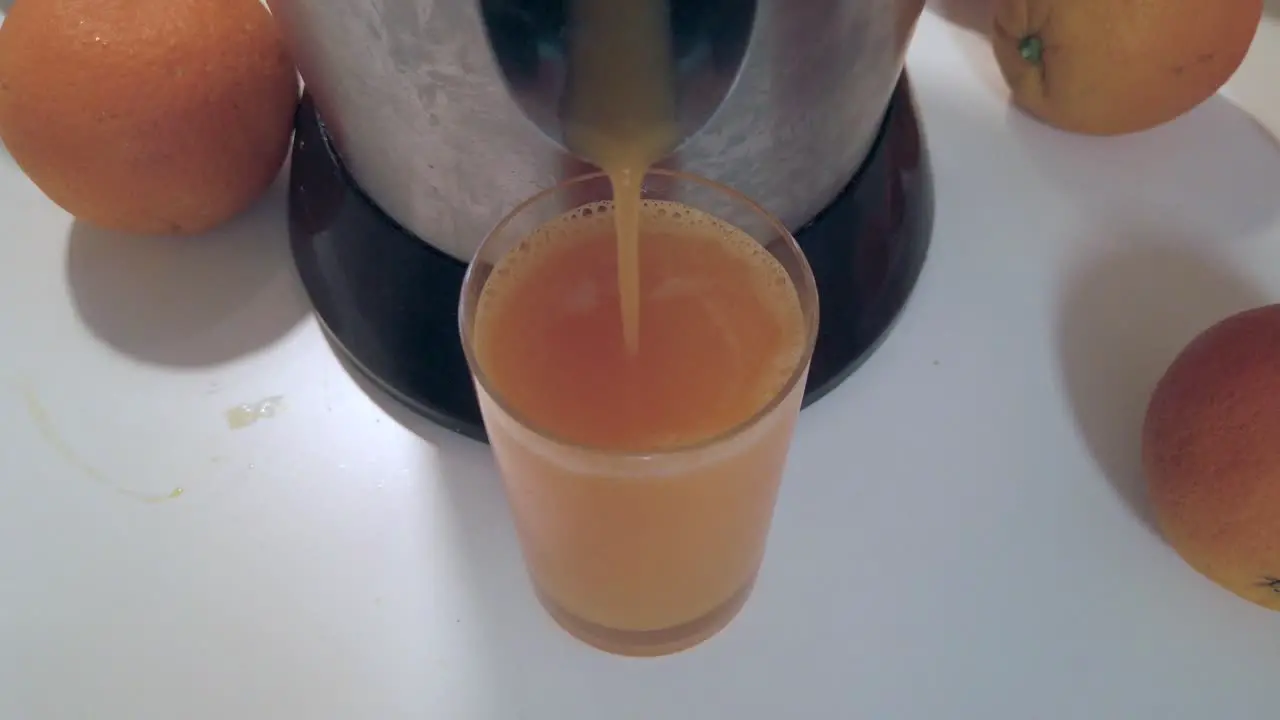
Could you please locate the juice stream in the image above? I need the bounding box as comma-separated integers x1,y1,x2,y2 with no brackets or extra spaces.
564,0,679,355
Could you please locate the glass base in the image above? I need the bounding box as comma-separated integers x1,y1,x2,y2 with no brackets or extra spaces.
535,576,758,657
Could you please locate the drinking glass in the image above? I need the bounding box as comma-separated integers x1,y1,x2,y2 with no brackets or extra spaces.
458,169,819,656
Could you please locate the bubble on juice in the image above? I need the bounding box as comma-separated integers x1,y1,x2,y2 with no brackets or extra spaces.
561,278,603,315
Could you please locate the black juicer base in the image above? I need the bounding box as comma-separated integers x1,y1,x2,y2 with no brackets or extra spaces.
288,73,935,443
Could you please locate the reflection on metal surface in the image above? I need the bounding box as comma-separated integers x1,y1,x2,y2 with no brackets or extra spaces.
268,0,922,262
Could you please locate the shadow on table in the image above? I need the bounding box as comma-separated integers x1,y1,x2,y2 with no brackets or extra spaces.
0,0,13,15
1028,84,1279,534
927,0,996,35
1267,0,1280,18
318,333,561,707
922,0,1012,101
64,172,310,368
1006,94,1280,242
1056,239,1268,538
318,332,512,580
1018,67,1280,537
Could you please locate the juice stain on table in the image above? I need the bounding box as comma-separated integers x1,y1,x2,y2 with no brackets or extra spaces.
224,394,285,430
19,384,185,504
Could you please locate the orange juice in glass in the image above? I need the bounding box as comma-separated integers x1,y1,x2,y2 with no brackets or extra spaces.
459,169,818,656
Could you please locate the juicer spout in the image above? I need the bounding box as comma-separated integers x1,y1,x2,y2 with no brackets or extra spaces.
480,0,757,161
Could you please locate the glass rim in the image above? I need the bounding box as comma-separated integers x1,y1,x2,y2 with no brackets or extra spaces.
458,167,820,460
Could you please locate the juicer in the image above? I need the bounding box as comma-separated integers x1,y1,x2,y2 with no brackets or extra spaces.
270,0,936,440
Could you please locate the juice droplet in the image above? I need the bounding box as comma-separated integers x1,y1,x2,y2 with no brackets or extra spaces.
226,395,285,430
144,487,185,504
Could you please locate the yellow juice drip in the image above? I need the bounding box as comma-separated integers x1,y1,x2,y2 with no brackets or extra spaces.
609,167,643,354
564,0,679,355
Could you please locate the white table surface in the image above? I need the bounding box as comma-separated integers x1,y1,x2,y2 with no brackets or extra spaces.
4,6,1280,719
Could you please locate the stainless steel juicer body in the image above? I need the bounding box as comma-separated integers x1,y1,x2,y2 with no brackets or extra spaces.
268,0,926,263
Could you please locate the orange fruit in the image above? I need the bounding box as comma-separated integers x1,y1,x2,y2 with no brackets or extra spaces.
1143,305,1280,612
0,0,299,235
992,0,1264,135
